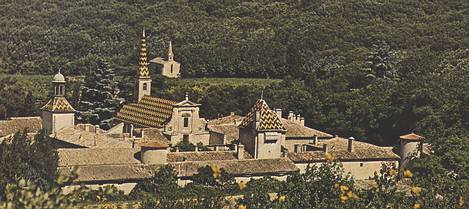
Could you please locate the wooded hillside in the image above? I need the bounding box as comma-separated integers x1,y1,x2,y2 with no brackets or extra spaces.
1,0,467,78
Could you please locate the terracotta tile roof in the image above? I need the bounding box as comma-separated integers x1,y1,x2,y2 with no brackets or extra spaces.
141,128,171,144
150,57,169,64
281,119,332,138
60,158,297,183
239,99,285,131
59,164,157,183
54,126,132,148
400,133,424,141
141,140,169,148
57,148,141,167
287,137,399,162
170,158,298,177
167,151,253,162
116,95,177,128
207,125,239,143
0,117,42,137
40,97,75,112
208,115,244,126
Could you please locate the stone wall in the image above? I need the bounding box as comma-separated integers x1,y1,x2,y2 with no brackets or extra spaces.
295,160,399,180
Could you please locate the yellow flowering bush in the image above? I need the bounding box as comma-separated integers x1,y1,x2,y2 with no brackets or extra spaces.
403,170,413,178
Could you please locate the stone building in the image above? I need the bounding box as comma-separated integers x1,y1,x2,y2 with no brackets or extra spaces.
40,71,76,135
115,30,209,145
238,99,287,159
399,133,424,169
0,30,427,194
150,41,181,78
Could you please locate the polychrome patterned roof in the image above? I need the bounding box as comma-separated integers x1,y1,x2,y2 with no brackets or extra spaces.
239,99,286,131
41,97,76,112
116,95,176,128
139,30,150,78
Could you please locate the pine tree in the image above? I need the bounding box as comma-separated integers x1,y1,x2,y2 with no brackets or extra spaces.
364,41,401,81
77,60,124,129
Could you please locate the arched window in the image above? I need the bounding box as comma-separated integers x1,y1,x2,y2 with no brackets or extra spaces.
170,64,174,74
143,83,147,91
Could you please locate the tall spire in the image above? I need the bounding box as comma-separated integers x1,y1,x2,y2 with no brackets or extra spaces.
168,41,174,61
138,28,150,78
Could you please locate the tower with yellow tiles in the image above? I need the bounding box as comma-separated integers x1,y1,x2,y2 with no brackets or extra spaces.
41,70,76,135
136,29,152,102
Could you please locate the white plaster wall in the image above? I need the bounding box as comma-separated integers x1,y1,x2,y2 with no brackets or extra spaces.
256,132,284,159
62,183,137,195
141,149,168,164
53,113,75,133
400,140,420,169
137,78,151,102
295,160,399,180
165,106,210,145
162,61,181,78
285,138,314,152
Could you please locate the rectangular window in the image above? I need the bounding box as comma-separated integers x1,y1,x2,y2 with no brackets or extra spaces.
171,64,174,73
183,135,189,143
183,117,189,127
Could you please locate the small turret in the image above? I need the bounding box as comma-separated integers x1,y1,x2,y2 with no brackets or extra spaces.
399,133,424,170
41,70,76,135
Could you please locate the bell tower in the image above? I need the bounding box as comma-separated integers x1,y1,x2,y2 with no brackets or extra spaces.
136,28,152,102
41,70,76,135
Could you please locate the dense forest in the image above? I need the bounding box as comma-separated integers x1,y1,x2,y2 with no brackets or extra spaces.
1,0,467,77
0,0,468,146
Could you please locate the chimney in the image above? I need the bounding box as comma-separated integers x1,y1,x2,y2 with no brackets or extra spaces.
230,112,235,116
237,144,245,159
323,144,329,153
300,117,305,126
296,114,301,122
347,137,355,152
348,137,354,152
130,124,134,138
275,109,282,119
94,125,99,133
288,111,294,121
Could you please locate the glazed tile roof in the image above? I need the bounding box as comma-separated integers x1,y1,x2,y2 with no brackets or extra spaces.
138,30,150,78
239,99,285,131
116,95,177,128
40,97,75,112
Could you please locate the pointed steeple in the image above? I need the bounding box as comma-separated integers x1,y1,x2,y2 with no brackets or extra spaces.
138,28,150,78
168,41,174,61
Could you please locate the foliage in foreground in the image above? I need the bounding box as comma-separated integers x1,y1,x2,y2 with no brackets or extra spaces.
130,152,468,209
